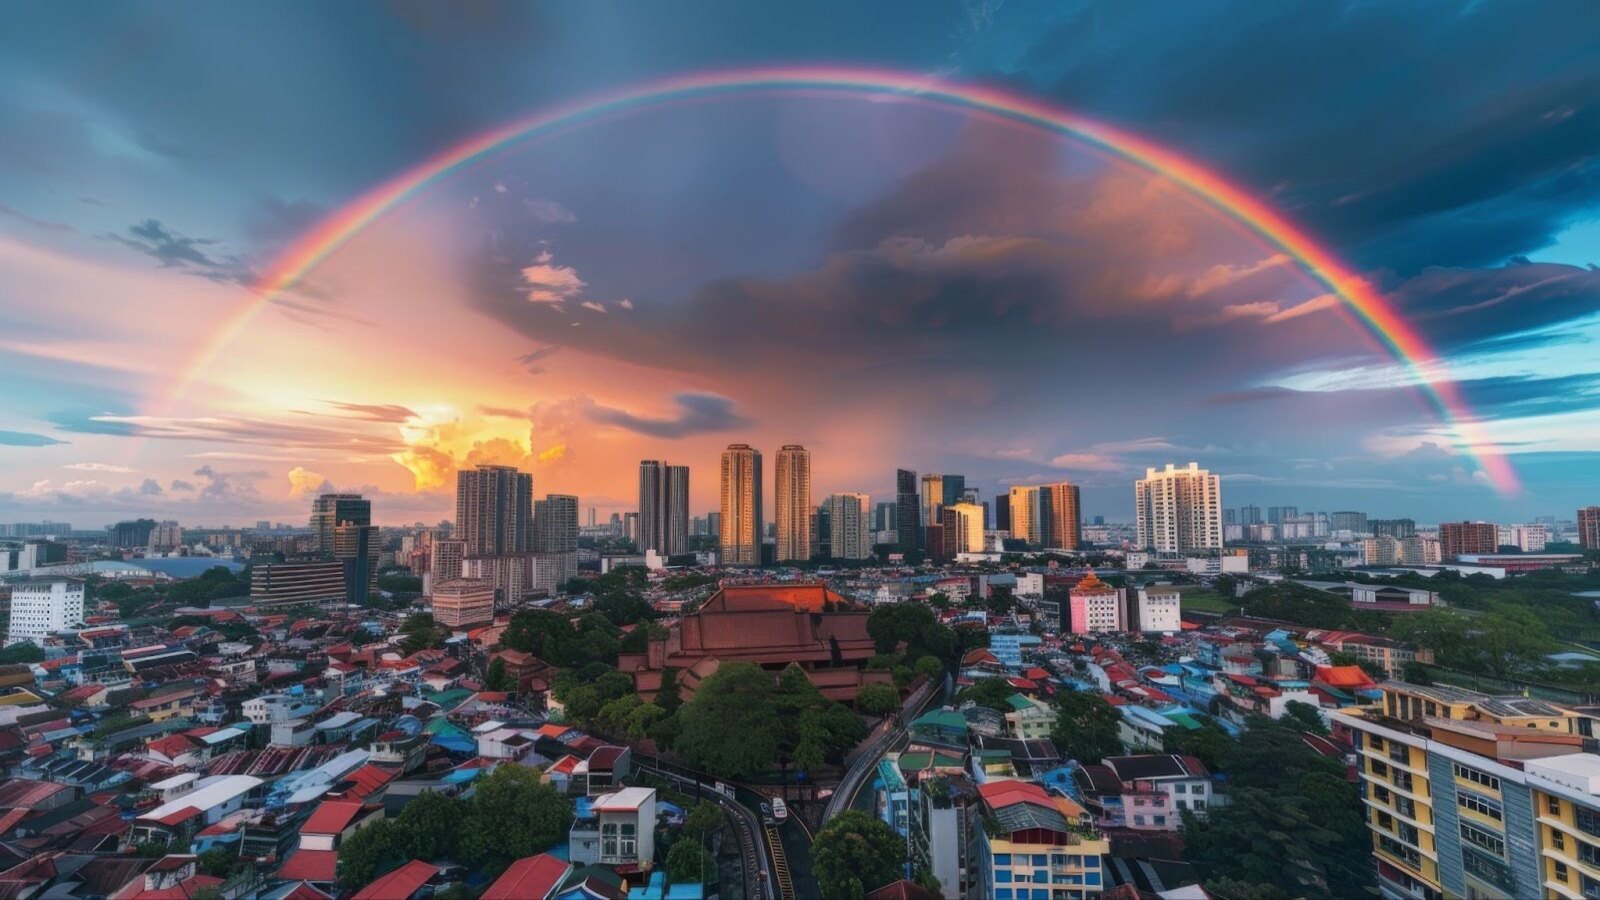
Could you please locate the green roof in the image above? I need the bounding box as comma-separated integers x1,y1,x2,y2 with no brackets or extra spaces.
424,688,472,709
911,709,968,732
1004,693,1033,711
898,751,964,773
1163,711,1204,731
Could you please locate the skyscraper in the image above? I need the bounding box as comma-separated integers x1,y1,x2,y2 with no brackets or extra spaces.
1267,505,1298,525
534,494,579,553
774,445,812,562
1009,486,1041,546
895,469,920,554
720,444,763,566
310,494,370,558
1330,510,1369,533
941,475,966,509
638,461,691,557
1134,462,1223,552
873,501,897,534
334,523,379,603
941,502,985,556
920,473,944,542
455,465,533,556
824,493,873,560
1005,483,1079,549
1239,504,1262,525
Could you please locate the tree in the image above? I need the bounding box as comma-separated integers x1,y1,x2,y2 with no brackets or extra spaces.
196,847,236,878
394,788,464,861
460,765,574,874
398,614,447,655
674,662,784,778
666,838,712,885
484,657,512,692
957,676,1018,712
1282,700,1328,736
913,655,945,680
0,643,44,665
1162,721,1232,771
986,586,1016,616
338,818,402,888
866,603,955,662
856,682,899,717
680,801,726,842
1049,690,1123,764
811,810,906,900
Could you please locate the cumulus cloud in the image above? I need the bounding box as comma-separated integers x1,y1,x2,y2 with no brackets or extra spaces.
286,466,331,498
138,478,163,496
522,249,588,304
169,479,196,492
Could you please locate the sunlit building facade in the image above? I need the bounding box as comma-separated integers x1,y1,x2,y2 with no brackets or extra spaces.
1134,462,1222,553
774,444,812,562
720,444,763,566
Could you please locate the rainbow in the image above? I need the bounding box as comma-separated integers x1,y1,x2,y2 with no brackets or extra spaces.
183,65,1519,494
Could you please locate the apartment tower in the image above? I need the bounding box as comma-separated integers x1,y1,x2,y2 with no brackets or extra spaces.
719,444,763,566
1134,462,1223,552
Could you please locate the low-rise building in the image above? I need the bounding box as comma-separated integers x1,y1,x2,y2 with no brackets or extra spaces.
569,786,657,869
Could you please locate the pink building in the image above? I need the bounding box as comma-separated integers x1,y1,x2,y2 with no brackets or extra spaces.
1068,572,1124,634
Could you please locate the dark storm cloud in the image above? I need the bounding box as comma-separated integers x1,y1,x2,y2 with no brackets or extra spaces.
586,393,752,438
101,218,256,285
1209,373,1600,422
1392,261,1600,352
970,0,1600,273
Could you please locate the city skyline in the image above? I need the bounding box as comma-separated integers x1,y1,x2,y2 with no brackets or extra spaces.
1,3,1597,527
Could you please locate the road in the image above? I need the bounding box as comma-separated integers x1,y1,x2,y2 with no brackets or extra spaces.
824,674,948,821
635,757,774,900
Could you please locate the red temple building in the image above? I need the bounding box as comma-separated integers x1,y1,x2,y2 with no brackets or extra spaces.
619,583,890,703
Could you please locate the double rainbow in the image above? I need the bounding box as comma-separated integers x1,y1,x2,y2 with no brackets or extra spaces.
183,65,1518,494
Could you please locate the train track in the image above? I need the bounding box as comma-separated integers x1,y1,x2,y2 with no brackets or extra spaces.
635,759,772,900
823,675,946,822
764,823,796,900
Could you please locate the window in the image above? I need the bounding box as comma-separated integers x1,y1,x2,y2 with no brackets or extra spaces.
995,854,1012,866
1553,830,1566,850
1554,862,1569,882
1454,763,1502,792
996,871,1012,883
1458,792,1504,822
619,822,637,858
1193,800,1206,811
1174,784,1187,794
1459,822,1505,857
600,822,619,858
1548,796,1562,816
1033,855,1048,867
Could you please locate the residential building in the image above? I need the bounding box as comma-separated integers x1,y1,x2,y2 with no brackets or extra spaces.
1102,755,1215,819
976,780,1108,899
1133,586,1182,634
896,469,921,553
334,522,379,604
534,494,579,554
7,578,85,643
1374,518,1419,539
1579,507,1600,550
1439,521,1498,560
1332,681,1599,900
921,474,945,544
774,445,812,562
426,539,465,594
1499,523,1548,553
1009,482,1084,550
431,579,496,628
569,786,657,868
1238,504,1262,525
309,494,370,558
1134,463,1223,553
1268,506,1299,526
638,462,690,557
825,493,874,560
1332,511,1370,533
1068,573,1124,634
456,464,534,556
719,445,763,566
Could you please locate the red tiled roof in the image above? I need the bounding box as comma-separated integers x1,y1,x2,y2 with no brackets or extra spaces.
111,873,223,899
481,853,570,900
1314,664,1377,689
352,860,438,900
276,849,338,883
301,800,365,835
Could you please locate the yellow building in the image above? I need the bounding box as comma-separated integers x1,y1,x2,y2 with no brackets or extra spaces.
1333,681,1598,900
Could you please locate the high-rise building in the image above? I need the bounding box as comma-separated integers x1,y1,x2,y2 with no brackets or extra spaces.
534,494,579,553
706,511,721,539
638,461,690,556
427,539,465,595
111,518,157,549
940,502,985,556
1041,482,1082,550
1267,505,1298,525
823,493,872,560
1439,521,1497,559
993,492,1011,532
1134,463,1223,553
456,465,533,556
1499,523,1547,553
148,520,183,551
1223,508,1238,526
309,494,370,558
334,523,379,604
1331,511,1369,533
720,444,763,566
774,445,812,562
895,469,921,554
941,475,966,510
1578,506,1600,550
1008,487,1041,547
920,474,944,543
1373,518,1417,539
873,502,897,534
587,507,597,528
1238,504,1262,525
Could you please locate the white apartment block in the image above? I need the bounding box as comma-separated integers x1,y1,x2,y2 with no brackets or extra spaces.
1135,587,1183,634
7,579,85,644
1135,462,1223,553
1498,523,1547,552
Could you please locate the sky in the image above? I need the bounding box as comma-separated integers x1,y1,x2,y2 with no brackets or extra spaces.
0,0,1597,528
